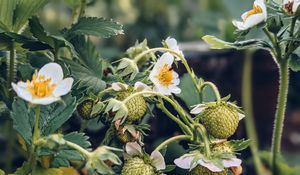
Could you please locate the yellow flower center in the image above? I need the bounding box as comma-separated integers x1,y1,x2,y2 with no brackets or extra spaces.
26,74,56,98
244,4,263,21
156,64,174,86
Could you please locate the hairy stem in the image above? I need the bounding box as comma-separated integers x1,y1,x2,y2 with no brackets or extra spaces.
78,0,87,19
271,60,289,175
242,50,264,175
154,135,191,151
195,124,211,156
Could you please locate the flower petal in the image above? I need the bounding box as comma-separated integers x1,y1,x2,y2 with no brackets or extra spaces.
150,150,166,170
31,96,61,105
125,142,143,156
174,155,194,169
238,112,245,120
38,63,64,84
198,160,223,172
190,104,206,114
53,78,73,97
12,82,32,102
112,82,129,91
222,158,242,168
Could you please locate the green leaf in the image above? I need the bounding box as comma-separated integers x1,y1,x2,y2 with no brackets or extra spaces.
66,36,106,92
64,132,91,148
11,98,34,144
176,73,200,107
29,16,55,48
202,35,271,50
64,17,123,39
229,139,251,151
289,54,300,72
0,0,17,31
40,95,76,135
12,0,49,32
29,16,78,57
202,35,233,49
163,165,176,173
0,32,52,51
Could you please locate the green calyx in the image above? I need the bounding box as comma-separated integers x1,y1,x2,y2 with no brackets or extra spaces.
190,166,227,175
117,90,147,122
200,102,239,139
121,157,157,175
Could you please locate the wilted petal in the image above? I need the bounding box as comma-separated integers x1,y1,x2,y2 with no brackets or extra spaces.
125,142,142,156
222,158,242,168
238,113,245,120
190,104,206,114
198,160,223,172
112,82,129,91
174,155,194,169
151,150,166,170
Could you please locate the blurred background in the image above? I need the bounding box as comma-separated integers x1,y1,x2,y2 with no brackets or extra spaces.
1,0,300,174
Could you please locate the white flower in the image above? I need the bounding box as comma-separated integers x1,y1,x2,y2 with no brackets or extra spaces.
125,142,166,170
190,103,245,120
12,63,73,105
174,153,242,172
165,37,183,57
149,52,181,95
232,0,267,30
283,0,300,14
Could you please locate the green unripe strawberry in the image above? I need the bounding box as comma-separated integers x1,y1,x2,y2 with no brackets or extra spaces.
201,102,239,139
190,166,227,175
121,157,156,175
117,90,147,122
77,99,95,120
212,142,233,154
116,128,138,143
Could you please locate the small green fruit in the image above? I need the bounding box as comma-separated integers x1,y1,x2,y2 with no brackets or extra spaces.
212,142,233,154
201,102,239,139
77,99,96,120
116,128,138,143
190,166,227,175
121,157,156,175
117,90,147,121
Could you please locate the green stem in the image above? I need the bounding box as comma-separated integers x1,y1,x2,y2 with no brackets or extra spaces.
242,50,264,175
195,124,211,156
78,0,87,19
154,135,192,151
65,140,91,158
133,48,200,97
30,106,41,174
199,81,221,101
271,60,289,175
7,43,16,98
98,87,113,98
156,100,193,136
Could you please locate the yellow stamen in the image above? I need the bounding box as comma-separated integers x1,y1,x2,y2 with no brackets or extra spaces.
156,64,174,86
27,74,56,98
244,4,263,21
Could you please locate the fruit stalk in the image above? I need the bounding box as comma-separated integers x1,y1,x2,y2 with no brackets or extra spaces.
271,60,289,175
154,135,192,151
242,50,264,175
